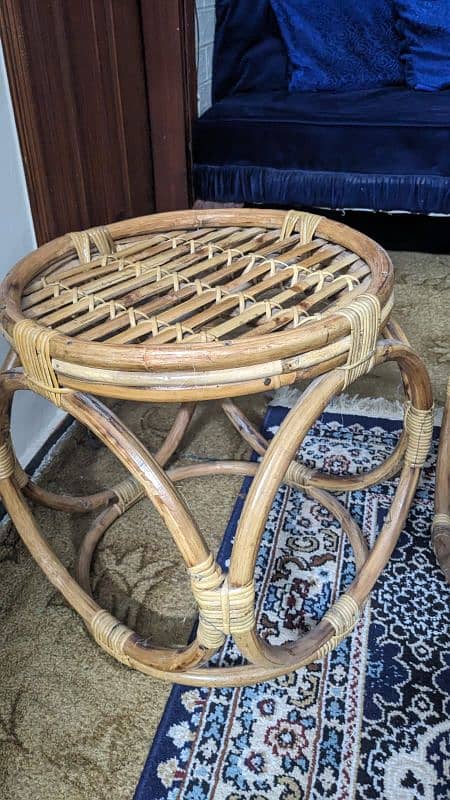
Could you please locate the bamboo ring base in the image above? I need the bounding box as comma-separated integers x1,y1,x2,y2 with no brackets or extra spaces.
0,210,435,686
0,341,433,686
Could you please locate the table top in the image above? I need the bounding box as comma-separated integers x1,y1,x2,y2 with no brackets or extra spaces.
0,209,394,401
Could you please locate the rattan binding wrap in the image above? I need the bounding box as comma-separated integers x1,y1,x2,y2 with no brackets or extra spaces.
14,463,29,488
285,460,315,487
0,439,15,480
189,554,255,649
13,319,67,405
89,609,133,666
113,477,145,512
433,512,450,530
315,594,360,659
69,226,116,264
0,435,28,486
279,210,322,244
404,403,434,467
337,294,381,388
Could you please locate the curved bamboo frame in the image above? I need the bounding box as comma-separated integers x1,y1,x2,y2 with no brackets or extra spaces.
0,340,433,686
24,401,195,513
0,210,435,686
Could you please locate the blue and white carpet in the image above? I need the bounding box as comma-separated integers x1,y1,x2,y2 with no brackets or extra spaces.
135,399,450,800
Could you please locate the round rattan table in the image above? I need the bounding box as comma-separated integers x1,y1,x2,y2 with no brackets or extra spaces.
0,208,434,686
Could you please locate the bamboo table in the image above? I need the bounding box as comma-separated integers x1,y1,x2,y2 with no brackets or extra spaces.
0,209,434,686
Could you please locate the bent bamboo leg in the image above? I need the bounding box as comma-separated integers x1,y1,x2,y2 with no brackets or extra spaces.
77,459,368,599
1,465,378,687
222,396,406,492
7,350,192,512
0,377,218,672
0,360,115,511
0,344,433,686
432,378,450,583
222,317,413,493
0,347,19,372
22,398,196,512
221,322,409,492
228,342,433,670
98,342,429,686
24,482,117,513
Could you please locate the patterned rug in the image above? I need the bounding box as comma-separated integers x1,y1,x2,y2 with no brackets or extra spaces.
135,402,450,800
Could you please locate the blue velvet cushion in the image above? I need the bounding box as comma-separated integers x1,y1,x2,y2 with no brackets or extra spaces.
396,1,450,90
270,0,403,91
213,0,289,101
193,88,450,213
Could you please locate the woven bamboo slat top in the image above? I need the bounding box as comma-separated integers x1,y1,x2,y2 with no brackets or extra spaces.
0,209,394,394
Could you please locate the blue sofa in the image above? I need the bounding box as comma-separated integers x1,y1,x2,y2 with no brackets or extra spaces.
193,0,450,214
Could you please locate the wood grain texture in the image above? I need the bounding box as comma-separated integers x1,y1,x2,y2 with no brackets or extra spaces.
140,0,196,211
0,0,155,242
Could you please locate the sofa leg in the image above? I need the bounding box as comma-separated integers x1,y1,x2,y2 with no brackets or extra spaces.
193,199,244,209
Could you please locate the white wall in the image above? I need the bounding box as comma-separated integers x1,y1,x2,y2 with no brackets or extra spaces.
0,43,64,467
196,0,216,114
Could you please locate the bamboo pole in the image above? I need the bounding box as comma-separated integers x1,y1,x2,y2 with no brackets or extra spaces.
433,378,450,582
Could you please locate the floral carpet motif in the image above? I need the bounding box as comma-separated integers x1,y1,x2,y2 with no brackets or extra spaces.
135,406,450,800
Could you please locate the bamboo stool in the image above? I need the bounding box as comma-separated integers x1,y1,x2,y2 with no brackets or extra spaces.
0,209,434,687
433,378,450,583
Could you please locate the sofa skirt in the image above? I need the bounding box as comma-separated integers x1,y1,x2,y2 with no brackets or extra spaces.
194,164,450,215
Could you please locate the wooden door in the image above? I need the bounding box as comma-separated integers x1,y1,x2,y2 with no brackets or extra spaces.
0,0,196,244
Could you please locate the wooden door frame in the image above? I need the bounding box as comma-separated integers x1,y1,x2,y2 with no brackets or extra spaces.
0,0,197,244
141,0,197,212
